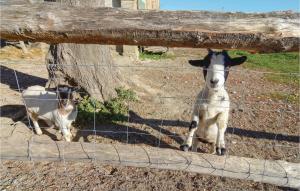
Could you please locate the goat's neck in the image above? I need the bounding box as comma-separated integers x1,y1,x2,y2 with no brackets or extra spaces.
203,86,226,102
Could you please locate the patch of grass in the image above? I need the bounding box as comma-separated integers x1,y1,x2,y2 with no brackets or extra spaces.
139,51,175,61
229,50,299,86
76,87,137,126
264,92,299,104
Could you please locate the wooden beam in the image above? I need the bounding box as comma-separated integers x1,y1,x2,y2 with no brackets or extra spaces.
0,1,299,53
1,139,300,188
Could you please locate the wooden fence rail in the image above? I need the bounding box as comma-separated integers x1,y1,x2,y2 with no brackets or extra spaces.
1,139,300,188
0,1,299,53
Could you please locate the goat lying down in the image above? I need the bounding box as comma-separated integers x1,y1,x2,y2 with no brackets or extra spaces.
22,85,79,142
180,49,247,155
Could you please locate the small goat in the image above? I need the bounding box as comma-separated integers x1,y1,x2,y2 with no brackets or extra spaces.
180,49,247,155
23,85,80,142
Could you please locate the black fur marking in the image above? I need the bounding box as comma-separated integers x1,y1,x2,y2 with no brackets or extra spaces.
221,148,226,155
180,144,190,152
216,147,226,156
189,120,198,131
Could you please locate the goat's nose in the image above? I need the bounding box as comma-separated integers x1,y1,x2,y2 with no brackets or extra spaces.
210,79,219,84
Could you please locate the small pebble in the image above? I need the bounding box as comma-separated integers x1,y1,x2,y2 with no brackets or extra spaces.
238,108,244,112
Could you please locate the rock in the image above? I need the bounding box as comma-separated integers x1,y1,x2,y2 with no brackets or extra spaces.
143,46,169,53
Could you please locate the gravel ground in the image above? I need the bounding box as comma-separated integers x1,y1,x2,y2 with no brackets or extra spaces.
0,161,295,191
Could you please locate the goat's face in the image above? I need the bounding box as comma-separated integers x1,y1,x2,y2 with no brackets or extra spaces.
57,86,81,109
189,49,247,91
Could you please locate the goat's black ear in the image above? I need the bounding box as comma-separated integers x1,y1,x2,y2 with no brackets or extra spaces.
229,56,247,66
188,60,208,67
208,48,213,54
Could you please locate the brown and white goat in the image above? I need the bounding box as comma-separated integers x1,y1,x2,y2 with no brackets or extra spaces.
22,85,80,142
180,49,247,155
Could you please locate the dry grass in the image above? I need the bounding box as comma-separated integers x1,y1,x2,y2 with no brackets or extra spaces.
0,46,45,61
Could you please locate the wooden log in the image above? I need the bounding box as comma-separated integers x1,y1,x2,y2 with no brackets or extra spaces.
1,138,300,188
0,1,299,53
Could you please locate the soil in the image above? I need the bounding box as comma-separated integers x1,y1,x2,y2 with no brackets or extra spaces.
0,46,299,190
0,161,295,191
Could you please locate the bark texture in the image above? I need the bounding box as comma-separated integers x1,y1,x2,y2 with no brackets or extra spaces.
1,1,300,52
45,0,121,102
1,139,300,188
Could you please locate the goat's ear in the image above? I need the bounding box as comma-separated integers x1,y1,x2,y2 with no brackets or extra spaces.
207,48,213,54
229,56,247,66
188,59,208,67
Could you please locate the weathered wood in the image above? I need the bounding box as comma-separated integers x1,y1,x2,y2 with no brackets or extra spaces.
1,139,300,188
1,1,299,53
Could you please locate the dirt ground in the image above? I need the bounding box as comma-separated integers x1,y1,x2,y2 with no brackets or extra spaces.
0,46,299,190
1,160,294,191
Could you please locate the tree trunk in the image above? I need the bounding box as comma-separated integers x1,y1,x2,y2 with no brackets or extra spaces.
46,0,121,102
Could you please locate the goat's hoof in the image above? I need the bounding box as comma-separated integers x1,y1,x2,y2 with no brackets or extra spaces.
65,138,71,142
180,144,190,152
216,147,226,156
35,129,43,135
64,135,72,142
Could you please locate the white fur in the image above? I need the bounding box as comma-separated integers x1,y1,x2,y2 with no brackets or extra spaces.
182,53,230,155
22,85,77,142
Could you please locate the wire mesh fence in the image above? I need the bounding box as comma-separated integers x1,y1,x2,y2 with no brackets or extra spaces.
0,48,299,189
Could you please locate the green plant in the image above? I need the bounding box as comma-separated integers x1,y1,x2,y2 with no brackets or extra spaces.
139,51,175,61
76,87,137,126
267,92,299,104
228,50,299,86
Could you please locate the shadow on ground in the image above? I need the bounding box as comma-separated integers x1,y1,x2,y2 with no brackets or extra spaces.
1,105,298,151
0,65,47,90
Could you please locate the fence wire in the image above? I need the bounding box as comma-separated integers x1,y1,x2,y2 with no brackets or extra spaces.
0,55,299,190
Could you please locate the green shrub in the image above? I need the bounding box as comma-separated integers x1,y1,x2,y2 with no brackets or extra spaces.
76,87,137,126
139,51,175,60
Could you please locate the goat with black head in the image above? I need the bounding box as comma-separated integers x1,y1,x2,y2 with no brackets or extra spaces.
180,49,247,155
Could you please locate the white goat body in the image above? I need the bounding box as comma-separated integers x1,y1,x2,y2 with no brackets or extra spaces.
189,87,229,154
181,49,247,155
22,85,77,141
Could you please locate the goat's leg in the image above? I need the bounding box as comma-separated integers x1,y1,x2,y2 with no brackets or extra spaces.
67,123,73,138
44,120,55,128
180,115,199,152
216,112,229,156
60,125,72,142
28,112,42,135
210,143,216,154
191,134,199,152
